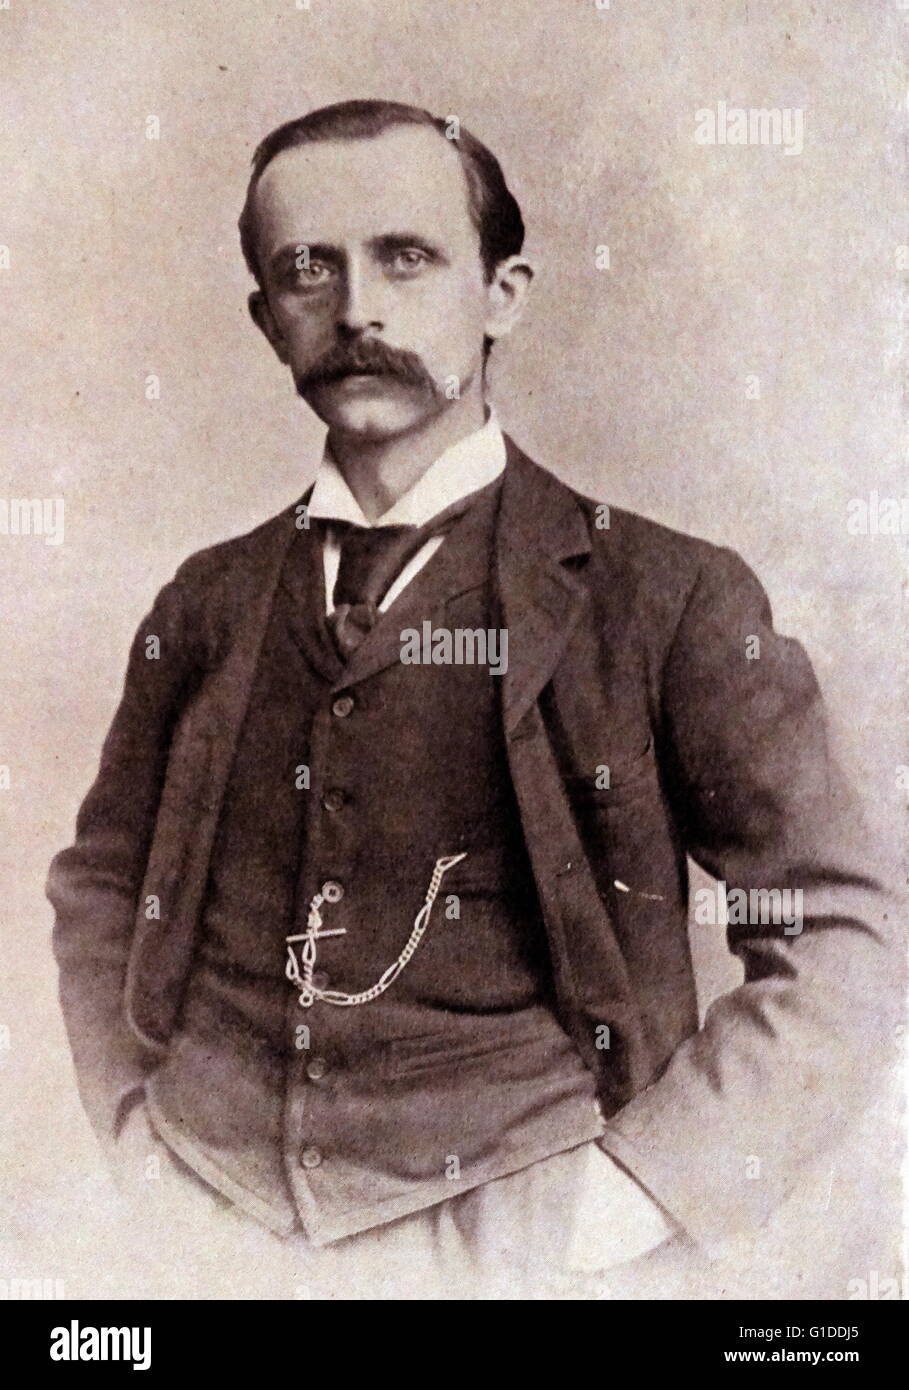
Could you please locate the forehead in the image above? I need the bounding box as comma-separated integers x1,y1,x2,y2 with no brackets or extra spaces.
252,125,477,259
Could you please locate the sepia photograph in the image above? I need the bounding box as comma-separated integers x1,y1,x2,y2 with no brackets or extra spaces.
0,0,906,1340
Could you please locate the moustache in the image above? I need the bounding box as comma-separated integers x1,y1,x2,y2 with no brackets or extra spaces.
296,340,437,394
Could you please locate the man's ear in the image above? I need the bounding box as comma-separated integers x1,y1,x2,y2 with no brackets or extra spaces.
248,290,290,365
483,256,534,347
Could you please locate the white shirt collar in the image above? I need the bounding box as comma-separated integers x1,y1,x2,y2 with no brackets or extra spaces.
307,406,507,528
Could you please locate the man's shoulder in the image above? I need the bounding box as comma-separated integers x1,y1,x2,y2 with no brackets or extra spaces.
508,444,742,589
503,444,773,653
167,494,305,596
577,487,723,571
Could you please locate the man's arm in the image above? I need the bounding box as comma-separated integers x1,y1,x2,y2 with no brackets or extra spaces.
46,569,200,1152
596,545,902,1254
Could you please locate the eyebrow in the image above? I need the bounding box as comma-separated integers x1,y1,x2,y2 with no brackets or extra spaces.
367,233,450,264
267,232,450,278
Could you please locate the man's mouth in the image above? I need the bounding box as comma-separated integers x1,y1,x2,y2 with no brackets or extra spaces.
329,368,383,380
328,369,400,386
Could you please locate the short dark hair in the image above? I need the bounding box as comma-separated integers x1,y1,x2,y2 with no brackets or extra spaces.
238,98,525,288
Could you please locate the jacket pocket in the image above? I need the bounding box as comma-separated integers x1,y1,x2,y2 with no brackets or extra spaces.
432,846,532,896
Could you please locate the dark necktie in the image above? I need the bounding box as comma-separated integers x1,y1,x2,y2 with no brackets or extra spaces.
325,494,474,659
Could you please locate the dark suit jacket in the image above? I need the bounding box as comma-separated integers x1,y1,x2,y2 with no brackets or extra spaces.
47,437,898,1251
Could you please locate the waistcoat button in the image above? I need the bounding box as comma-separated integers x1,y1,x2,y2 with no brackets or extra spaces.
332,695,354,718
312,971,330,990
321,880,344,903
306,1057,328,1081
322,788,345,812
300,1146,322,1169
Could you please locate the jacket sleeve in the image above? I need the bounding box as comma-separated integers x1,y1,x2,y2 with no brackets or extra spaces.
46,568,200,1151
596,544,903,1253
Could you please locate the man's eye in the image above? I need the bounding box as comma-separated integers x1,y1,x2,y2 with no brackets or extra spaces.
390,248,429,273
295,261,333,286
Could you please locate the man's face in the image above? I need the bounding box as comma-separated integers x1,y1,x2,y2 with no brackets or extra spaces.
249,126,494,441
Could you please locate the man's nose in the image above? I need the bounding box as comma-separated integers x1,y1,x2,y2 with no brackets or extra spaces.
336,255,389,333
336,259,386,334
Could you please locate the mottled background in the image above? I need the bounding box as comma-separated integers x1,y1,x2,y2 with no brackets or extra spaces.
0,0,905,1298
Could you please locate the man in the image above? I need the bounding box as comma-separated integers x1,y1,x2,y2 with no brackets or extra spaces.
48,99,896,1300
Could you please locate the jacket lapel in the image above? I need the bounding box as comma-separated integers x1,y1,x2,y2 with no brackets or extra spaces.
495,437,592,735
128,496,305,1046
494,440,654,1102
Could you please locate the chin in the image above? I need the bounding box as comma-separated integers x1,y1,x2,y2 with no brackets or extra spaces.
308,387,441,442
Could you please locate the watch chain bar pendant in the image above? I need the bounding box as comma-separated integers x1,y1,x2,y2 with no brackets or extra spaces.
284,852,467,1010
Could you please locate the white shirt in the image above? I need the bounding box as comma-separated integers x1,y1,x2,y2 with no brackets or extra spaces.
306,408,507,614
